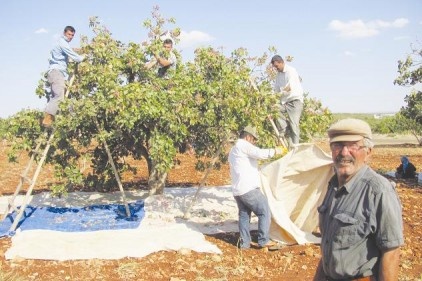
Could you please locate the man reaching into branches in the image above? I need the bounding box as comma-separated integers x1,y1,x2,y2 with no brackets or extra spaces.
271,55,304,147
145,38,177,79
42,26,85,128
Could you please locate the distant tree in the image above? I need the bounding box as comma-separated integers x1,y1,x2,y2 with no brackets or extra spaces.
0,118,7,140
394,43,422,145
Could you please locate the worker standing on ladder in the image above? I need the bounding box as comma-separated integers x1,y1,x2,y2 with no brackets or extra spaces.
270,55,304,148
42,26,85,128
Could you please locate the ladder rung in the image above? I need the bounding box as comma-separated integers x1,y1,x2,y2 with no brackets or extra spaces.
31,149,42,155
7,198,19,209
7,204,19,213
20,175,33,185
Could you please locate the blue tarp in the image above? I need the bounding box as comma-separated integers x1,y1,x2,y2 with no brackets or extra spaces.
0,201,145,237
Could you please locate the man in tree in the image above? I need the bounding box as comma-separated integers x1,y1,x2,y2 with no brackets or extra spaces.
271,55,304,147
42,26,85,128
314,118,404,281
228,125,283,249
145,38,177,79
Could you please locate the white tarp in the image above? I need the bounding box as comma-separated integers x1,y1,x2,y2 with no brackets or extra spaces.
261,143,334,245
5,224,220,260
2,188,233,260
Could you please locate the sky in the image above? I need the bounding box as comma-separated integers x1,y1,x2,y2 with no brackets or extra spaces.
0,0,421,118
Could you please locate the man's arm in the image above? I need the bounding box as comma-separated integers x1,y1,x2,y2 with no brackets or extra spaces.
156,56,172,67
145,52,174,69
155,52,176,67
378,247,400,281
244,143,278,160
60,38,84,63
145,57,157,69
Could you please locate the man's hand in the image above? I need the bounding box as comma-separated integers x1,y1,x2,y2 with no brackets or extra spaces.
145,57,158,69
275,146,288,156
73,47,82,53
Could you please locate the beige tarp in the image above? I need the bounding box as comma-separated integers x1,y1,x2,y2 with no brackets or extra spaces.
260,143,334,245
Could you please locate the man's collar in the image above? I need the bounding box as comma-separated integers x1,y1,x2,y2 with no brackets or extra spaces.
61,35,70,42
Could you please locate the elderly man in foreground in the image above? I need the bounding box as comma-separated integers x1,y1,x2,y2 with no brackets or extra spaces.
314,118,404,281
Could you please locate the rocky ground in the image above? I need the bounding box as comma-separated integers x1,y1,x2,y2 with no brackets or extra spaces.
0,139,421,281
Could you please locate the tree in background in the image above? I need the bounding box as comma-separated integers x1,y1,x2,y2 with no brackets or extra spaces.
394,43,422,145
5,7,332,195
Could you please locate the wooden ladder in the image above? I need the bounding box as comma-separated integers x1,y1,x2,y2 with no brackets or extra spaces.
1,130,55,231
2,73,131,232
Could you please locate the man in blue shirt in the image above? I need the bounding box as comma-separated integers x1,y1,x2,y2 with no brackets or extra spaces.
42,26,85,128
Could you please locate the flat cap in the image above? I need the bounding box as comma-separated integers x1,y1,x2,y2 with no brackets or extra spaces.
327,118,372,143
243,125,259,140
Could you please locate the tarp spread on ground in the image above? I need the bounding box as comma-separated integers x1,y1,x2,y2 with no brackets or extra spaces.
1,188,228,260
261,143,334,245
5,224,221,260
0,201,144,237
1,143,333,260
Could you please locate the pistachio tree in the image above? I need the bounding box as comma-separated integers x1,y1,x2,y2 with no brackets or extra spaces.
23,8,275,195
7,7,331,196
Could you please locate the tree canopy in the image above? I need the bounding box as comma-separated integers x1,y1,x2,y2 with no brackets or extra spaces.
6,7,332,195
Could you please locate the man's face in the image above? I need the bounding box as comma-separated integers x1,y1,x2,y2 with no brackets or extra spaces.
330,140,371,183
163,43,172,52
272,60,284,72
64,30,75,42
245,134,256,145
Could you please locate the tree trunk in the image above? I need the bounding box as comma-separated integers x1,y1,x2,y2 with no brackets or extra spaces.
147,159,168,195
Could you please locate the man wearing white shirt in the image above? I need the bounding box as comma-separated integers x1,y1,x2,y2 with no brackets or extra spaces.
145,38,177,79
228,125,283,249
271,55,304,146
